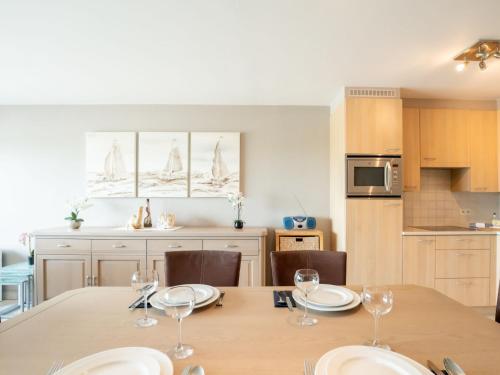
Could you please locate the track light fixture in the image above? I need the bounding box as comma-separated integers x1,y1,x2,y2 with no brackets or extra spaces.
454,40,500,72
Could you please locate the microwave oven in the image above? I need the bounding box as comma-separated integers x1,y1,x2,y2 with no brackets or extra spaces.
346,155,402,197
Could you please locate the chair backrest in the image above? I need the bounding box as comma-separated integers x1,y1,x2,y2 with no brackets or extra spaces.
496,282,500,324
270,250,347,286
164,250,242,287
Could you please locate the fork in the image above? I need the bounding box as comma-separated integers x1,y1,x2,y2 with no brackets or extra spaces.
46,360,64,375
303,359,315,375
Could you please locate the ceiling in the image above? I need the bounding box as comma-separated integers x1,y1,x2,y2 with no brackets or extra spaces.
1,0,500,105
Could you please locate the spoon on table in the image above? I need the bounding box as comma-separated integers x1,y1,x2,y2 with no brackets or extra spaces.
181,365,205,375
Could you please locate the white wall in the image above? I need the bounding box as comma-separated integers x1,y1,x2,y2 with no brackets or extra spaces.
0,105,330,283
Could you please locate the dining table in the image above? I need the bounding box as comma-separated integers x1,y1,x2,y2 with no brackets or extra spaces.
1,285,500,374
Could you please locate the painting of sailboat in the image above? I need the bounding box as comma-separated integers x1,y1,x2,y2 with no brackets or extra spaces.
86,132,136,197
190,132,240,197
138,132,188,197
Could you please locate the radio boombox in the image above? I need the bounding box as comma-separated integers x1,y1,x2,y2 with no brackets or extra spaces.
283,216,316,230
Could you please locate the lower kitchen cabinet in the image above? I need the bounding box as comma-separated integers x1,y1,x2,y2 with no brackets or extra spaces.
92,254,146,287
403,234,496,306
35,254,92,303
346,199,403,285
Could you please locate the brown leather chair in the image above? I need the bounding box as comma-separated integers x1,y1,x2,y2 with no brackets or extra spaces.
164,250,242,287
496,282,500,323
270,250,347,286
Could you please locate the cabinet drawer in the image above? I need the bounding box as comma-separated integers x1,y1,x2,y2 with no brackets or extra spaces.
147,239,203,253
435,278,490,306
280,237,319,251
203,239,259,256
435,236,491,250
435,250,490,278
36,239,91,253
91,239,146,253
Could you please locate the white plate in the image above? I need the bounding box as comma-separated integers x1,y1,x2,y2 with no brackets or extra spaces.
157,284,214,305
315,346,433,375
151,285,220,311
292,288,361,312
306,284,354,307
57,347,173,375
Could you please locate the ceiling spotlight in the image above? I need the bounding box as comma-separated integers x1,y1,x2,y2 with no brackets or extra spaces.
455,61,467,72
479,58,487,70
494,47,500,59
475,44,489,59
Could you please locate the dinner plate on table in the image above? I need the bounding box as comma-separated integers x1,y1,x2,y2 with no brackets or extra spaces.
306,284,354,307
315,346,433,375
151,284,220,311
56,347,173,375
292,287,361,312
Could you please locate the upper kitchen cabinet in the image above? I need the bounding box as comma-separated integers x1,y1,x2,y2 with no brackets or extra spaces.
420,108,470,168
403,107,420,191
451,110,498,192
346,97,403,155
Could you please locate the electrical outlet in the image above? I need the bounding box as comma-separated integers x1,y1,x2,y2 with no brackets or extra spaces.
460,208,471,216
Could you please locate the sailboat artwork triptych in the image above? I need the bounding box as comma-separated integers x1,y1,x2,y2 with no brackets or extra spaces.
138,132,188,197
86,132,137,198
86,131,240,198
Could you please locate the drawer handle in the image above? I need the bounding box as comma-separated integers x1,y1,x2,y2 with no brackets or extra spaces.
167,244,182,249
56,244,70,248
423,157,436,161
454,252,474,256
383,202,401,207
417,239,434,243
85,276,91,286
112,244,126,248
456,280,473,287
225,244,239,249
455,238,472,242
385,148,401,152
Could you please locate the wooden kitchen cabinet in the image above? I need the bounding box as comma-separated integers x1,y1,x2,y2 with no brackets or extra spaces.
451,110,498,192
91,254,146,287
239,256,260,287
346,199,403,285
35,254,92,303
403,107,420,191
420,108,470,167
402,236,435,288
346,97,403,154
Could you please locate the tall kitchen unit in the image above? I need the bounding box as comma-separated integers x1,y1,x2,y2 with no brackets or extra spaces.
330,88,403,285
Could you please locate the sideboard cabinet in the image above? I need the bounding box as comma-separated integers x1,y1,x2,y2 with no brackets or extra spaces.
33,227,267,304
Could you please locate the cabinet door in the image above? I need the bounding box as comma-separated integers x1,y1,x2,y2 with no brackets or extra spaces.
469,110,498,192
346,98,403,154
402,236,435,288
403,108,420,191
36,254,91,303
346,199,403,285
238,256,260,287
420,109,469,167
92,254,146,287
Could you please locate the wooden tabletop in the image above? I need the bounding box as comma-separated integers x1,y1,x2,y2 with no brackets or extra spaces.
1,285,499,374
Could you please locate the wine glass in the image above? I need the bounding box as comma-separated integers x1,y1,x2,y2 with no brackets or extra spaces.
161,285,196,359
131,270,159,328
294,269,320,326
361,286,394,350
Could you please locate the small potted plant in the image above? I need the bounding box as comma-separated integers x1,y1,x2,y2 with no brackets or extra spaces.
65,197,92,230
19,232,34,265
227,192,245,229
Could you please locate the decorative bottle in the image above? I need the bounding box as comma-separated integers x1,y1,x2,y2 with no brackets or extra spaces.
144,199,152,228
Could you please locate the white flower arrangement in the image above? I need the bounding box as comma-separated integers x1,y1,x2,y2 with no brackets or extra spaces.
65,197,93,222
227,192,245,221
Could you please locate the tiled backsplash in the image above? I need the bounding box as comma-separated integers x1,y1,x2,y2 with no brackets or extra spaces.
404,169,500,227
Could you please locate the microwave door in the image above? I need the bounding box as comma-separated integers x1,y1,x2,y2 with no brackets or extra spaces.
347,159,387,196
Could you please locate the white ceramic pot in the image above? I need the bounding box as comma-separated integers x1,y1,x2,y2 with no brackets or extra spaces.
69,220,81,230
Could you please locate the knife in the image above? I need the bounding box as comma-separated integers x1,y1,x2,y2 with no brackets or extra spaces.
427,360,446,375
128,285,155,310
444,357,466,375
285,296,294,312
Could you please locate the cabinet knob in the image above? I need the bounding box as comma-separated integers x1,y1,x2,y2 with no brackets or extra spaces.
56,244,70,248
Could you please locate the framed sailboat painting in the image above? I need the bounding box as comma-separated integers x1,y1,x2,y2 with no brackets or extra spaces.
86,132,137,198
138,132,189,197
190,132,240,197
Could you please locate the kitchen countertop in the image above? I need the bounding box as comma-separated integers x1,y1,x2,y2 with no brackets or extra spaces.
403,226,500,236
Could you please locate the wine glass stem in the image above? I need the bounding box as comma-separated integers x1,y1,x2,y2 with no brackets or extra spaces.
304,291,308,319
373,313,380,346
176,317,183,350
143,294,148,320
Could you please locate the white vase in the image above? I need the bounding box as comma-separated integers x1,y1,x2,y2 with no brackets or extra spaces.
68,220,81,230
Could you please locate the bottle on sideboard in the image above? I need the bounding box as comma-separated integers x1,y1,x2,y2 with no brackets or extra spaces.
144,199,152,228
